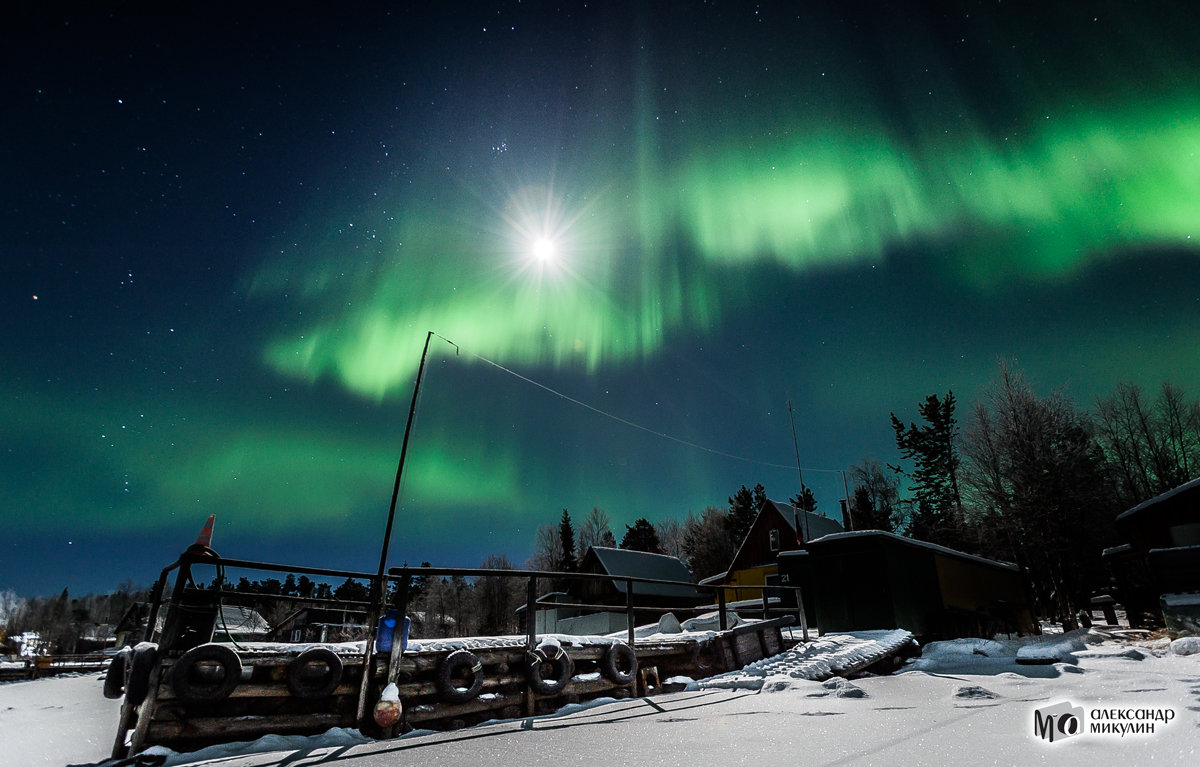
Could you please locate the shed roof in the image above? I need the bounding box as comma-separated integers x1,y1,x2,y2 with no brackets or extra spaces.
794,529,1020,572
1115,475,1200,524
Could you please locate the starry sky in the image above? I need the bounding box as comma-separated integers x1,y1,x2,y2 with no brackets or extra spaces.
4,1,1199,596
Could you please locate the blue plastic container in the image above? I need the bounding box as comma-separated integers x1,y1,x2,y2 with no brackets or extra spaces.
375,611,410,654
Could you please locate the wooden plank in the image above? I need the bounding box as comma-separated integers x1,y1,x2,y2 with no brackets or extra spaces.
405,692,525,723
147,712,348,741
395,648,529,675
735,633,761,662
154,681,361,701
396,673,528,699
763,628,782,656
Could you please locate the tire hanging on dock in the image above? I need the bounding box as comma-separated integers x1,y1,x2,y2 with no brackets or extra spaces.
286,647,344,699
526,647,574,696
171,643,242,703
124,644,159,706
600,642,638,686
435,650,485,704
103,648,131,700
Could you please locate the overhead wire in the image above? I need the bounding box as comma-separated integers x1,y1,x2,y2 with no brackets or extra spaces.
431,333,845,476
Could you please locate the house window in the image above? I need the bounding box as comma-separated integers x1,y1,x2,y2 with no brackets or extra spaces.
769,528,781,552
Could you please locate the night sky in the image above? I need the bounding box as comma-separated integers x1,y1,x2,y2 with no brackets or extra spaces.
4,1,1199,597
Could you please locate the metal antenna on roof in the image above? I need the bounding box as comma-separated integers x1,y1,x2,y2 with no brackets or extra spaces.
787,399,810,544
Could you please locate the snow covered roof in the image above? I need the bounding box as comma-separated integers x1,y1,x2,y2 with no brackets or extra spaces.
1115,474,1200,523
216,605,271,636
582,547,703,600
798,529,1020,572
767,499,844,542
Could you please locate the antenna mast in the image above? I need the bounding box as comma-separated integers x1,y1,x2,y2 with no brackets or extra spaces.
787,399,810,543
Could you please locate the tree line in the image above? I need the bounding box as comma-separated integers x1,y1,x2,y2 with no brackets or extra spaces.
523,482,819,589
0,581,149,654
873,364,1200,628
6,365,1193,648
517,364,1198,630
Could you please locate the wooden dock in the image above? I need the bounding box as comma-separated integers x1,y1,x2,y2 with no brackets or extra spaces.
111,617,797,756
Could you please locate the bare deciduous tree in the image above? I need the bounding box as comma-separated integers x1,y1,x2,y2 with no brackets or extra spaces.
1095,381,1200,508
962,362,1117,626
578,507,616,553
681,506,737,582
848,459,901,532
655,517,686,561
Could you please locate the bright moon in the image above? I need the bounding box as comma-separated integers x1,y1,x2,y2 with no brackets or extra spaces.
532,237,556,262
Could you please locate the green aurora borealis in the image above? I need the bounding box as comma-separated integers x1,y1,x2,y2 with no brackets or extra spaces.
4,1,1199,594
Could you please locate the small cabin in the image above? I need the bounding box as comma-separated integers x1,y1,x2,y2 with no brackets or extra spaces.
270,607,367,643
530,547,705,634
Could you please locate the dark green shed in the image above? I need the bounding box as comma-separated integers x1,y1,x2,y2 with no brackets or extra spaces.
780,531,1035,639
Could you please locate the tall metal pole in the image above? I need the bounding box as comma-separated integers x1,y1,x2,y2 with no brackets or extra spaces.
839,469,854,531
359,330,434,728
787,399,810,543
376,330,435,583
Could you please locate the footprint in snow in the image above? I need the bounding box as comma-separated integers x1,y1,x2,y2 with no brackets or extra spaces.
954,685,1000,700
823,678,869,698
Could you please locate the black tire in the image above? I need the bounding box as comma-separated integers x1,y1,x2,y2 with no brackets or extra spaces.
171,643,242,703
124,645,159,706
436,650,484,704
103,649,130,699
600,642,638,686
527,648,574,696
286,647,344,699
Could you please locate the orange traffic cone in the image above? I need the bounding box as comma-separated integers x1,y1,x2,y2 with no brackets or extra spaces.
186,514,218,557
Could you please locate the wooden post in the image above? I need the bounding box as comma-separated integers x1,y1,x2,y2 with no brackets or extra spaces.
525,576,537,651
718,588,728,631
110,697,138,759
524,575,537,717
625,577,635,648
141,567,171,644
797,586,810,642
126,656,164,755
761,590,770,620
386,572,410,684
381,572,410,739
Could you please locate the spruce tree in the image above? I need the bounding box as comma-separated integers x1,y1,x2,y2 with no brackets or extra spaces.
890,391,964,546
726,484,758,546
619,518,663,553
558,508,577,572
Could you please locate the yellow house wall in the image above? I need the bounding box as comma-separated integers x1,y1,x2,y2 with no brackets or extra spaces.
722,565,777,603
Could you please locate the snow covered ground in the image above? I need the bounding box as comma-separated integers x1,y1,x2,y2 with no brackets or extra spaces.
2,626,1197,766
